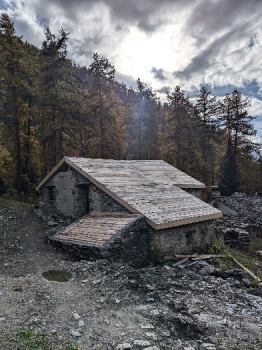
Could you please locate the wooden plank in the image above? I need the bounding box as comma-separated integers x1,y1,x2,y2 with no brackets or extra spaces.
232,258,261,282
62,216,87,234
55,212,139,246
57,233,112,241
165,254,227,260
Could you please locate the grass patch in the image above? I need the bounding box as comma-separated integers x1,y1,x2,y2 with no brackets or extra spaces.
0,330,81,350
0,196,38,209
208,230,262,280
4,244,20,254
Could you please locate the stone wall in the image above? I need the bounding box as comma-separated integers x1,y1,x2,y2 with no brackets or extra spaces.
49,214,150,268
149,219,214,258
49,216,215,267
39,165,130,219
182,188,202,200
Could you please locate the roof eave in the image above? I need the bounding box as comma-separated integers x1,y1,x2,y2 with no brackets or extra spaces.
36,157,68,192
146,211,223,230
175,184,205,189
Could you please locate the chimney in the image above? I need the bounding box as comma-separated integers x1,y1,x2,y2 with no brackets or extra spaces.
70,151,79,157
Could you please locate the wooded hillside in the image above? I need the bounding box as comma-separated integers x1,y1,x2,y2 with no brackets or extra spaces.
0,14,261,198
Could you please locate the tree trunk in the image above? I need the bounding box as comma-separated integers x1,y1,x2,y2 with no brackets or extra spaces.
52,105,56,167
24,117,31,196
59,129,63,160
138,96,142,160
15,117,22,197
24,96,32,196
211,144,214,185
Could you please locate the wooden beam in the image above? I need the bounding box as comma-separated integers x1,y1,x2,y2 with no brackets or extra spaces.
165,254,227,260
232,258,261,282
63,216,87,235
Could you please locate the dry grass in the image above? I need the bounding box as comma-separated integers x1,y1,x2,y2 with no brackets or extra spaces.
208,230,262,280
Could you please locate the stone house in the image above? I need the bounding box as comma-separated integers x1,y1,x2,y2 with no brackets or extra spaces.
36,156,222,267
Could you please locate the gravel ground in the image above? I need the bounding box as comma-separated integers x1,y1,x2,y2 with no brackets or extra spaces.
1,203,262,350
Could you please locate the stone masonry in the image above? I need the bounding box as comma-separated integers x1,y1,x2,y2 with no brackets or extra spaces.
49,214,214,268
49,215,150,268
39,164,130,219
39,161,216,266
149,219,214,256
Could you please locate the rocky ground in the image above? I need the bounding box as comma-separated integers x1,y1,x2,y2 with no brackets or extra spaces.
214,196,262,230
1,201,262,349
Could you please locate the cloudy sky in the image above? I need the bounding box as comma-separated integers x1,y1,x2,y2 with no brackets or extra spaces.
1,0,262,140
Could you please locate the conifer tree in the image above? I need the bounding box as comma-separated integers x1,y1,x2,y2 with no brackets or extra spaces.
87,53,126,159
230,89,256,155
126,78,160,160
162,86,204,178
0,13,31,196
219,90,257,194
195,86,218,158
220,136,239,195
40,26,70,167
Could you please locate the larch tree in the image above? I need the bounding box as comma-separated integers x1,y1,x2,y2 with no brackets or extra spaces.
0,13,32,196
230,89,256,155
87,53,127,159
219,90,257,194
40,26,70,167
195,86,219,183
162,86,204,179
220,136,240,195
127,78,160,160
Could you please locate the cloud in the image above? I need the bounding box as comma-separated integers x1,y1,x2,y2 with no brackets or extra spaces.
115,72,137,89
185,0,261,38
1,0,262,118
155,86,170,94
249,97,262,117
150,67,167,81
248,36,255,49
173,20,261,84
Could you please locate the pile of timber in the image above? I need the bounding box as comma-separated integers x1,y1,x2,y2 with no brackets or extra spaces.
165,254,261,283
223,228,250,252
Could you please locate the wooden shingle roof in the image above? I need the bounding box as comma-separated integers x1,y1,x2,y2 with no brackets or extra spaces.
54,212,140,246
36,157,222,229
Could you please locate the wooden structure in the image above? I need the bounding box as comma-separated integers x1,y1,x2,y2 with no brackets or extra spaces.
55,212,140,246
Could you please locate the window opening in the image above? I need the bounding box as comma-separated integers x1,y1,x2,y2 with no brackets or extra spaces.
48,187,54,200
77,184,90,215
86,186,90,214
186,230,195,245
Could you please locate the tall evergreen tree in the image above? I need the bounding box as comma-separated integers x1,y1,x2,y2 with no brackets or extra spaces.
126,78,159,160
40,26,70,167
0,13,31,196
219,90,257,194
195,86,219,183
87,53,126,159
220,136,239,195
195,86,218,158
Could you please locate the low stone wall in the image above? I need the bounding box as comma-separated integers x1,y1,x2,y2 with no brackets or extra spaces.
48,214,150,268
48,215,215,267
149,219,214,258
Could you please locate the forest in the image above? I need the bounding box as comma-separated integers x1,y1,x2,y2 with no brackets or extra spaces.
0,13,261,200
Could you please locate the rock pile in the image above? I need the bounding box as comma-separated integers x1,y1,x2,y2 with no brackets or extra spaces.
215,196,262,230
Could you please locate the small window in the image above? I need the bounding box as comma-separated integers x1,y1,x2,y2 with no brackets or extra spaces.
186,230,195,245
48,187,54,200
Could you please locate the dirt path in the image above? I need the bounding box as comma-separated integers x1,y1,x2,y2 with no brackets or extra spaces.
1,203,262,350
